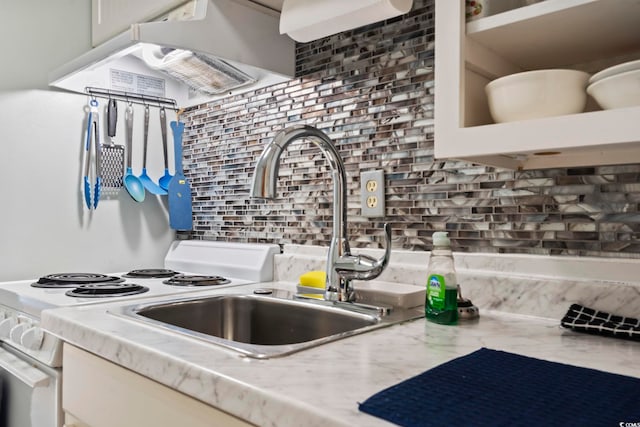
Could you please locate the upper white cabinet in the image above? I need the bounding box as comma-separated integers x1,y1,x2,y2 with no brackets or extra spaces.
91,0,188,46
434,0,640,170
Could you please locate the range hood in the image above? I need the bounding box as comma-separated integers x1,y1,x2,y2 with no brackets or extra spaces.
49,0,295,108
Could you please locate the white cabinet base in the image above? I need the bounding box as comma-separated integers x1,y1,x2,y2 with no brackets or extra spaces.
63,344,252,427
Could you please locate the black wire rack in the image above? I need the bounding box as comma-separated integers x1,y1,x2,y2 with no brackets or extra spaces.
85,86,178,110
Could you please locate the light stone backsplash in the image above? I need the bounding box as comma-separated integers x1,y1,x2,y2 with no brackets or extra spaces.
274,245,640,320
179,0,640,260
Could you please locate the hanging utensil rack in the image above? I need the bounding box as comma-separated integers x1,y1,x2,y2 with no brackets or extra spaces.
85,87,178,110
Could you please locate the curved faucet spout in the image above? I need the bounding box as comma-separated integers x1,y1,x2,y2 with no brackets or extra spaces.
250,125,391,302
251,126,346,204
334,223,391,281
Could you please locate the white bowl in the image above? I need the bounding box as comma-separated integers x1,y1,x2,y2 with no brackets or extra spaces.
587,69,640,110
589,59,640,85
485,69,590,123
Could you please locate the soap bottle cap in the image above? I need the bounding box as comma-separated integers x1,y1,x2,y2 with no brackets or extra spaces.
432,231,450,247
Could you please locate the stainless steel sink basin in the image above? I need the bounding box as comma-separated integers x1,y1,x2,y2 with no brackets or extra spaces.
113,289,423,358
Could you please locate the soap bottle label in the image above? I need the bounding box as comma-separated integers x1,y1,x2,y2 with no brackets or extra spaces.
427,274,446,309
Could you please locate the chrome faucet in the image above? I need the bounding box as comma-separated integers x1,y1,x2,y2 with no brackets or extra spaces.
250,125,391,302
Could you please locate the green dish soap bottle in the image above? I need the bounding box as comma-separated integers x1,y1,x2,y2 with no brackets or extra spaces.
425,232,458,324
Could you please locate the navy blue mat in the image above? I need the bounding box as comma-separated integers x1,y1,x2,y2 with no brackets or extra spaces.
359,348,640,427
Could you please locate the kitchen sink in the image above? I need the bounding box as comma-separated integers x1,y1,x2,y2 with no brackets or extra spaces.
113,289,423,358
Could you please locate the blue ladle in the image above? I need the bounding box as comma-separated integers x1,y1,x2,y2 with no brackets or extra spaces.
123,103,145,202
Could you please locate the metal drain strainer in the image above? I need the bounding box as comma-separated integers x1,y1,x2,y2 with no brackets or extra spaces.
457,285,479,320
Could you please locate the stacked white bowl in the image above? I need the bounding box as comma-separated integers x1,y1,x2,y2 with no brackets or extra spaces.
485,69,590,123
587,59,640,110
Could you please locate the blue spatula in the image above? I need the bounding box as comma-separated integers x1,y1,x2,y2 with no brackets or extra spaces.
168,121,192,230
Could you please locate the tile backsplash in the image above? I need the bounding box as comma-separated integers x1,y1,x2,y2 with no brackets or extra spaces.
181,0,640,259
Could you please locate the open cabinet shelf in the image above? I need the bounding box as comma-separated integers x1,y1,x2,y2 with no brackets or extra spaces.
434,0,640,170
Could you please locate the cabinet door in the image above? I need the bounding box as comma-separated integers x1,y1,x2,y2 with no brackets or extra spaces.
91,0,187,46
63,344,253,427
434,0,640,170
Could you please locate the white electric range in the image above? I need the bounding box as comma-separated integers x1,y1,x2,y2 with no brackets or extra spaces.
0,240,280,427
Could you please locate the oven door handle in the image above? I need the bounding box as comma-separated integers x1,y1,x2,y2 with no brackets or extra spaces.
0,346,50,388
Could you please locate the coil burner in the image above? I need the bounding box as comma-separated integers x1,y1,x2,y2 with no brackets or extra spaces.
65,283,149,298
162,275,231,287
32,273,125,288
122,269,178,279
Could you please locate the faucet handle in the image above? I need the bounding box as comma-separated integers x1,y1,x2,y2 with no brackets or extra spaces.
334,223,391,281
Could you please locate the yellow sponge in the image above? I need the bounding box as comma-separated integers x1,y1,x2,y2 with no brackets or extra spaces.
298,270,326,288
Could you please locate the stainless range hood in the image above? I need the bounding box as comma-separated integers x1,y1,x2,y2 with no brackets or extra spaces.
49,0,295,108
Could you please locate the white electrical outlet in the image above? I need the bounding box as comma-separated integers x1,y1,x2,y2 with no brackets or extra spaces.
361,170,385,217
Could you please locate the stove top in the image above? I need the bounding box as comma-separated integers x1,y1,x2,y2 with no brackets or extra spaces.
0,273,249,317
0,241,281,317
31,271,218,297
0,241,280,368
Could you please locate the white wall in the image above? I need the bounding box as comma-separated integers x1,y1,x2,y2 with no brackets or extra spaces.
0,0,176,280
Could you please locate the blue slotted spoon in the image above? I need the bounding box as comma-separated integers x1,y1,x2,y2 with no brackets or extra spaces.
138,105,167,195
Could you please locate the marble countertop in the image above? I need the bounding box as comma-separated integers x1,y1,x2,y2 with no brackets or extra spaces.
42,281,640,427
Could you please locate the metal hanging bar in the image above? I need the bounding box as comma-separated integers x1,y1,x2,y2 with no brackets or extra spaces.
85,87,178,110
